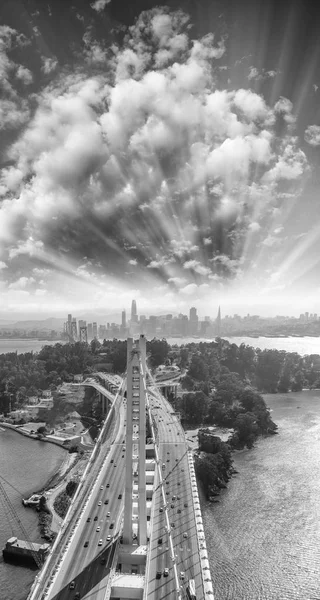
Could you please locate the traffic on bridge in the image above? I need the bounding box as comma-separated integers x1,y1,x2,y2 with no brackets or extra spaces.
26,337,213,600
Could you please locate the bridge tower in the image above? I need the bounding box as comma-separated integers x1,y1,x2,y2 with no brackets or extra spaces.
123,335,147,545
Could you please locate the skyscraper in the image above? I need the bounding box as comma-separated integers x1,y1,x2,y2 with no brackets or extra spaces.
189,306,198,335
131,299,138,323
216,306,221,337
122,310,126,328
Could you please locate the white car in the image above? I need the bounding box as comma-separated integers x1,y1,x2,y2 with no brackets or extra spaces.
98,501,102,506
180,571,185,580
96,526,101,532
107,535,111,542
107,511,110,517
100,486,104,490
98,539,103,546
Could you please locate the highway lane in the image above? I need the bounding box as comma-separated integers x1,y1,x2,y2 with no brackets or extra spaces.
45,399,127,600
146,387,205,600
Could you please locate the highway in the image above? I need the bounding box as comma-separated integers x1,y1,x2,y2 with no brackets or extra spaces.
44,396,127,600
33,367,207,600
146,386,205,600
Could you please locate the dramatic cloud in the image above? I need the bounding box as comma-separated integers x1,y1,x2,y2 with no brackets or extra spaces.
91,0,111,12
304,124,320,147
0,7,310,313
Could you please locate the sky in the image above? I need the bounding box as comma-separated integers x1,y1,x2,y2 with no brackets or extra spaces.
0,0,320,320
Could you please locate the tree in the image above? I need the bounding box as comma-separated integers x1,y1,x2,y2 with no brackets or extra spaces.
182,391,209,423
37,425,47,434
147,339,169,368
232,412,259,448
255,349,284,392
291,370,305,392
186,354,209,382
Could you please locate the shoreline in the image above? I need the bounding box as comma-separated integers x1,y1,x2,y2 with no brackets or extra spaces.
0,421,70,448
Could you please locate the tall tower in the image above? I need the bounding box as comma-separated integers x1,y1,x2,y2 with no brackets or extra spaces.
216,306,221,337
67,314,72,338
123,335,147,546
131,299,138,323
122,310,126,328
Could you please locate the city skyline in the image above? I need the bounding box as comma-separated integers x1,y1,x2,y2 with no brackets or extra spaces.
1,1,320,319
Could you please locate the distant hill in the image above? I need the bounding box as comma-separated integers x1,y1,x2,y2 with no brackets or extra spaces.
0,318,66,331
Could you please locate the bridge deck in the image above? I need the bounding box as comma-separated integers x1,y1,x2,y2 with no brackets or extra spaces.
145,389,206,600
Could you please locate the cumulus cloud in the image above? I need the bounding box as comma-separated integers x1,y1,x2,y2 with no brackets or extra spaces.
0,26,32,128
0,7,309,303
41,57,58,74
9,276,36,290
91,0,111,12
248,222,261,232
304,124,320,147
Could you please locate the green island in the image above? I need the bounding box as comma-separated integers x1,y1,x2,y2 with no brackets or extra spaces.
1,337,320,522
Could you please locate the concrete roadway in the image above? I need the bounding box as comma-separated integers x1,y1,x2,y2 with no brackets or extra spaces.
46,402,127,600
146,388,204,600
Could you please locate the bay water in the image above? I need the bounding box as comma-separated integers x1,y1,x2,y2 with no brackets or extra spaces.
0,429,66,600
203,390,320,599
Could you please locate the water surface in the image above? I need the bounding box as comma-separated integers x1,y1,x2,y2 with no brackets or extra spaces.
203,390,320,599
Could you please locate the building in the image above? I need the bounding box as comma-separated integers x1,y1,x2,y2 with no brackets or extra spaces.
131,299,138,324
189,306,198,335
92,322,98,339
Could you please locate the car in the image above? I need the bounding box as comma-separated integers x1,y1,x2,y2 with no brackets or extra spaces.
118,493,122,499
98,501,102,506
101,557,106,564
159,507,164,513
158,537,163,545
100,485,104,490
184,502,188,507
163,568,169,577
104,499,109,505
177,496,181,500
171,523,175,528
84,541,89,547
69,581,75,589
177,509,181,514
172,496,176,501
156,571,162,579
75,594,80,600
180,571,185,580
122,455,124,458
107,535,111,541
86,517,91,522
107,511,110,517
94,516,98,521
171,504,175,508
114,464,117,467
111,459,114,463
106,483,110,488
183,532,188,538
96,526,101,532
98,539,103,546
110,523,114,529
